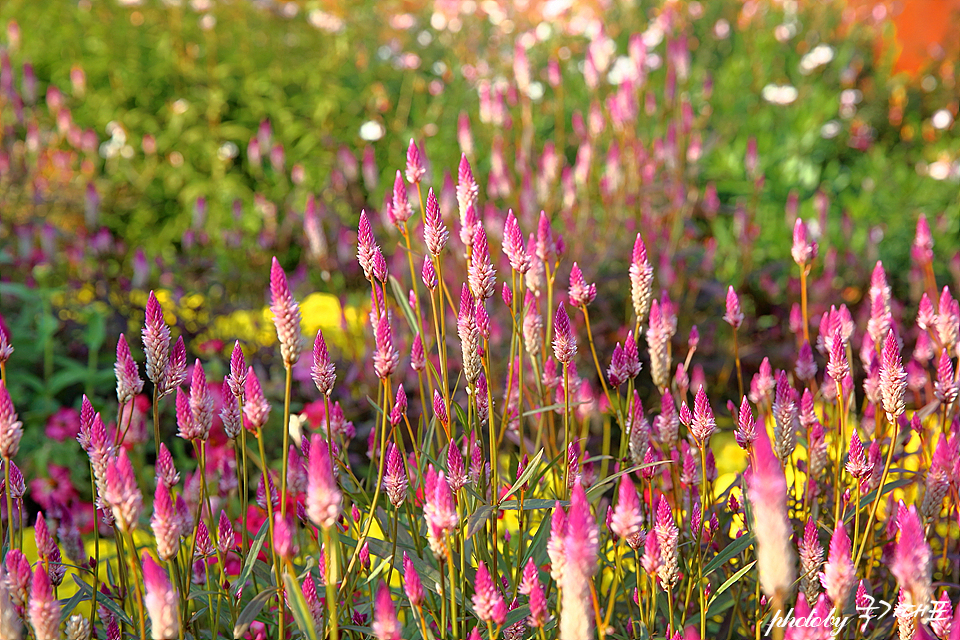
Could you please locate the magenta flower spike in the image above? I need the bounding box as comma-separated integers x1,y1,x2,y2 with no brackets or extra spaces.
220,379,241,440
433,390,448,429
936,286,960,352
410,333,425,372
156,443,180,488
424,471,458,558
402,552,423,607
641,524,661,575
934,348,958,405
0,380,23,459
242,367,270,431
791,218,817,267
28,566,59,640
447,440,467,492
272,513,296,559
629,233,654,324
383,443,408,508
372,582,401,640
912,214,934,266
559,481,599,639
826,328,849,385
142,291,171,389
103,449,142,532
468,226,496,301
748,416,795,603
735,396,756,450
391,170,413,226
623,332,641,379
772,373,798,462
188,360,212,441
114,334,143,405
373,313,399,380
161,336,187,398
879,330,907,422
228,341,246,401
423,188,448,257
502,211,529,274
472,561,505,625
311,330,336,396
217,510,234,555
690,385,716,446
845,431,869,481
819,524,854,607
568,262,597,308
535,211,554,264
795,341,817,381
610,475,642,540
142,553,179,640
389,385,407,427
723,286,744,329
607,343,627,387
405,138,425,185
306,433,341,530
552,302,577,364
175,387,195,441
357,210,379,281
475,301,491,341
270,257,302,366
890,502,932,608
501,282,513,307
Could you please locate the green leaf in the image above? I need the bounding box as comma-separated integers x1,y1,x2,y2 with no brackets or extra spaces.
71,574,134,627
703,531,755,577
466,505,494,539
498,499,565,511
706,560,756,614
233,588,276,639
500,448,544,503
388,275,418,332
586,460,670,499
283,570,320,640
58,588,88,623
233,519,270,596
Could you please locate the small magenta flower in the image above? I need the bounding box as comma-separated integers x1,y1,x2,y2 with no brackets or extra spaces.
383,443,407,508
391,170,413,226
468,227,497,301
819,524,854,607
272,513,296,559
607,343,628,387
28,566,59,640
522,559,547,628
188,360,213,441
143,553,179,640
220,379,241,439
161,336,187,398
372,582,401,640
405,139,425,185
142,291,171,389
826,328,849,386
114,334,143,406
195,521,215,558
0,381,23,459
522,291,543,355
410,333,425,373
553,302,577,364
610,476,642,540
357,211,379,282
243,368,270,431
421,256,438,291
723,286,744,329
535,211,555,264
772,373,798,462
424,471,458,558
433,390,448,430
845,431,870,481
880,330,907,421
447,440,467,492
690,385,716,446
641,524,661,575
217,511,234,555
228,341,246,401
156,443,180,488
890,502,932,608
735,396,756,450
629,233,654,324
402,552,423,607
568,263,597,307
423,188,448,257
307,434,341,530
103,449,142,532
934,348,958,405
912,214,934,266
792,218,817,267
501,283,513,307
389,385,407,427
373,314,400,380
503,211,529,274
795,341,817,382
623,332,641,379
472,562,505,625
270,257,302,366
311,330,336,396
936,286,960,353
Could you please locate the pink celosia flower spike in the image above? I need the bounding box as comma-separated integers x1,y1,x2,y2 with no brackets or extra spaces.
819,524,855,608
568,262,597,308
243,367,270,431
423,188,448,257
391,170,413,226
161,336,187,397
629,233,654,325
792,218,817,267
114,333,143,406
747,418,796,604
0,380,23,459
311,330,336,396
560,481,599,640
372,582,401,640
523,558,548,627
723,286,744,329
383,443,408,508
405,139,425,185
610,475,642,542
468,226,497,301
228,341,246,400
142,291,170,389
270,257,302,366
156,443,180,488
890,502,932,609
102,448,143,532
306,433,341,530
28,566,59,640
690,385,716,446
357,210,379,281
220,379,241,440
879,330,907,422
142,553,179,640
188,360,213,441
373,313,399,380
402,552,423,607
503,211,529,274
826,327,848,385
735,396,756,450
472,561,506,625
553,302,577,364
